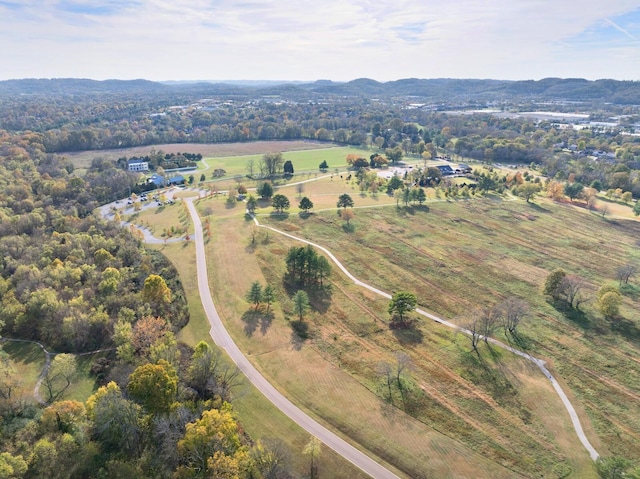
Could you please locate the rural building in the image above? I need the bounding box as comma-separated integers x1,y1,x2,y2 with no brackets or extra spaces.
436,164,455,176
127,158,149,172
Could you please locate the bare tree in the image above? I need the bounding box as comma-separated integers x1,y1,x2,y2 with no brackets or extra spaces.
376,361,395,405
246,158,256,178
600,203,610,218
498,297,530,336
479,306,501,343
616,263,637,285
463,318,482,354
394,352,413,410
559,275,589,309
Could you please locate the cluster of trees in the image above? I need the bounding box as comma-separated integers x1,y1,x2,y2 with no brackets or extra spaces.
0,129,309,477
0,337,299,478
543,267,635,321
117,151,202,172
285,246,332,289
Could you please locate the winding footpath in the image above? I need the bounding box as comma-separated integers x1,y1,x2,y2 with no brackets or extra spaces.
248,214,600,462
184,199,401,479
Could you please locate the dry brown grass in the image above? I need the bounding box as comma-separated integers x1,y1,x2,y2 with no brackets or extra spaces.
134,173,640,477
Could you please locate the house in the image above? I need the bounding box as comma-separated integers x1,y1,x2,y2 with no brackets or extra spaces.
148,173,165,187
436,165,455,176
127,159,149,172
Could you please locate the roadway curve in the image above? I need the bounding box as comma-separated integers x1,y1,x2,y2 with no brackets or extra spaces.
184,199,401,479
249,214,600,462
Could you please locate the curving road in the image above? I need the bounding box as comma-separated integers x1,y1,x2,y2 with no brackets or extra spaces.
249,215,600,462
184,199,401,479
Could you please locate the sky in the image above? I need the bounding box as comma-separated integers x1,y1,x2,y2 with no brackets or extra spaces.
0,0,639,83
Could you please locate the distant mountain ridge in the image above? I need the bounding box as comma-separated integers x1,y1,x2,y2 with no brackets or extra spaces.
1,77,639,103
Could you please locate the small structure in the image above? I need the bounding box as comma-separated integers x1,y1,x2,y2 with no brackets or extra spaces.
148,173,165,187
436,164,455,176
127,159,149,172
167,175,185,186
456,163,472,174
212,168,226,178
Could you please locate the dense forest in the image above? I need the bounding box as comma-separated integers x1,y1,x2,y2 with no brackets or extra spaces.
0,130,296,477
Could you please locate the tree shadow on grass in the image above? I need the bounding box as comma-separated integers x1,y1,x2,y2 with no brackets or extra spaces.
526,202,550,213
548,300,591,329
269,212,290,221
610,317,640,342
2,341,44,364
390,318,424,345
241,310,259,337
289,320,309,351
241,309,275,337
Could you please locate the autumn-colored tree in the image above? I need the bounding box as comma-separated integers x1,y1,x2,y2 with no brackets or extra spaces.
340,208,355,226
303,436,322,479
131,316,169,357
176,404,245,478
546,180,565,201
142,274,172,305
127,360,178,415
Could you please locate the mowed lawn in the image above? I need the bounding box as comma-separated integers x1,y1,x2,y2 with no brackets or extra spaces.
201,146,372,177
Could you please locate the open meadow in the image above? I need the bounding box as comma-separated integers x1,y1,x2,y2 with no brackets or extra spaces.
129,154,640,478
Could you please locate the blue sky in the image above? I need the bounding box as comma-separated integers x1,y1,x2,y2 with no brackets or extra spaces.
0,1,639,82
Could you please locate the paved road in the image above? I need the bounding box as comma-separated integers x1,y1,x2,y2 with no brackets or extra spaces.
250,215,600,462
184,199,401,479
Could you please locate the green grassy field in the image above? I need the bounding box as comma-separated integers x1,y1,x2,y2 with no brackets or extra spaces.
127,149,640,478
200,146,371,178
1,341,46,404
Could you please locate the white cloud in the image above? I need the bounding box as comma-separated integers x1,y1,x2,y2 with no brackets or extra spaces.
0,0,639,81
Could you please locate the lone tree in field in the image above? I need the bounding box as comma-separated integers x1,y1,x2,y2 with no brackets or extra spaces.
283,160,294,176
246,281,263,310
246,195,258,215
616,263,637,285
299,196,314,213
292,290,310,322
319,160,328,171
271,194,290,214
516,182,542,203
388,291,417,324
337,193,354,210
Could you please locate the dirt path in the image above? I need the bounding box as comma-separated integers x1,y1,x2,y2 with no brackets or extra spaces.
249,214,600,462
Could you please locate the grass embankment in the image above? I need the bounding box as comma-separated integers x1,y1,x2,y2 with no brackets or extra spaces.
1,341,45,403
